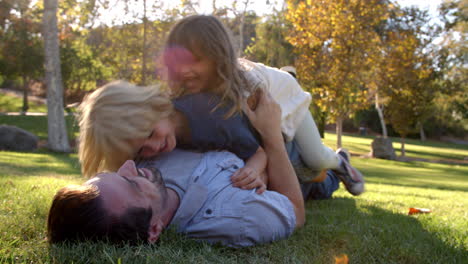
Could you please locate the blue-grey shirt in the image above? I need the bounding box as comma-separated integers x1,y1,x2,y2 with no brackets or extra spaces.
173,93,260,160
138,149,296,247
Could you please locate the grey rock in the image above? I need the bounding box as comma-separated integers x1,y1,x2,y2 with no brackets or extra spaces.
371,137,396,160
0,125,38,151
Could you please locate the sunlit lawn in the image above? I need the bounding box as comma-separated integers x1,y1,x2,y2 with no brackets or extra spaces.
0,115,79,141
0,92,47,113
0,119,467,263
323,132,468,161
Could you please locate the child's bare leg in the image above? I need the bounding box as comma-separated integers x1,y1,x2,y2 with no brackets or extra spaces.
294,113,340,170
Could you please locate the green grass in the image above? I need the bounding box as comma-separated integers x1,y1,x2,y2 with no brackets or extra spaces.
323,132,468,161
0,92,47,113
0,115,79,141
0,120,467,263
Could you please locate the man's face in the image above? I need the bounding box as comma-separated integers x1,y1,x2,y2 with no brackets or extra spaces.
87,160,168,218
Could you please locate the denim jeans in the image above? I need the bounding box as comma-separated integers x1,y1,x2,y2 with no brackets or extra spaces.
285,140,340,200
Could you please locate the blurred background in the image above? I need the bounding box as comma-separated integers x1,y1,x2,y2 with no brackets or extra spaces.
0,0,466,149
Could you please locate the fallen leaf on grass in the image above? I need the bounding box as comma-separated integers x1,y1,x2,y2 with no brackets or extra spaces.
408,208,431,215
335,254,349,264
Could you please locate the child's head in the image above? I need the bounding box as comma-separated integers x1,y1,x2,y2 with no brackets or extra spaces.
164,15,251,116
78,80,173,178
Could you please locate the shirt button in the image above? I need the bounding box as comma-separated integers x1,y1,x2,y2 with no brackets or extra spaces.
206,209,212,214
194,176,199,182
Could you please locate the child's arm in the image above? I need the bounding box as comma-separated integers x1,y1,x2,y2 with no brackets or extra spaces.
231,146,268,194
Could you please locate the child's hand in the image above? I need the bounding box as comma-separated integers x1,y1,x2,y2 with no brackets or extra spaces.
231,166,266,194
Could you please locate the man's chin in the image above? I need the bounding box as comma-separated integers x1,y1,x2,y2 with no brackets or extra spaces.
145,166,165,186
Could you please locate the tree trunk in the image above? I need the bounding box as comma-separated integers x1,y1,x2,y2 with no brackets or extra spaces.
400,136,406,157
141,0,147,85
317,112,326,139
375,93,387,138
419,122,426,141
238,16,244,57
237,0,250,57
336,115,343,149
212,0,218,13
21,76,29,115
43,0,71,152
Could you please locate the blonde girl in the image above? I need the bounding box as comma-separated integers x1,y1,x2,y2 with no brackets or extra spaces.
161,15,356,183
78,80,268,192
78,81,173,178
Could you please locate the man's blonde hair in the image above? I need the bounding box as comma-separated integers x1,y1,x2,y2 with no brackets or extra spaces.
78,80,173,178
164,15,255,117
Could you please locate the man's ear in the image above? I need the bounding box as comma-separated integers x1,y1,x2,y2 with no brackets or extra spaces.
148,218,164,244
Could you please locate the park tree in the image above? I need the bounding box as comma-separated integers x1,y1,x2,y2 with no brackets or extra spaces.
89,24,143,82
245,8,294,68
55,0,112,98
88,20,173,86
365,27,389,138
286,0,388,148
118,0,167,85
141,0,149,84
247,6,326,137
434,0,468,136
246,6,333,136
0,0,43,113
178,0,199,15
369,4,438,140
380,6,439,155
87,0,174,85
43,0,70,152
229,0,253,56
210,0,257,56
60,34,111,98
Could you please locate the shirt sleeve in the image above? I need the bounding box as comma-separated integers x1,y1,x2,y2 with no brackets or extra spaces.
171,153,296,248
240,191,297,247
182,189,296,248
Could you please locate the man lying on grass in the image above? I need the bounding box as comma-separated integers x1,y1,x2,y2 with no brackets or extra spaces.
47,91,306,247
47,90,364,247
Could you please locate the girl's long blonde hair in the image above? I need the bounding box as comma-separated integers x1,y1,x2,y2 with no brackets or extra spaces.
78,80,173,178
164,15,255,117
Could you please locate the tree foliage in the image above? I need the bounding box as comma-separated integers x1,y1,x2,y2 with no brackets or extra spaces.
0,0,465,145
0,0,43,112
286,0,388,148
379,6,440,154
55,0,111,98
245,8,294,68
434,0,468,136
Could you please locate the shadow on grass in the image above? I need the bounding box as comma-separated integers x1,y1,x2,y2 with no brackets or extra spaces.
298,197,467,263
41,197,467,263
